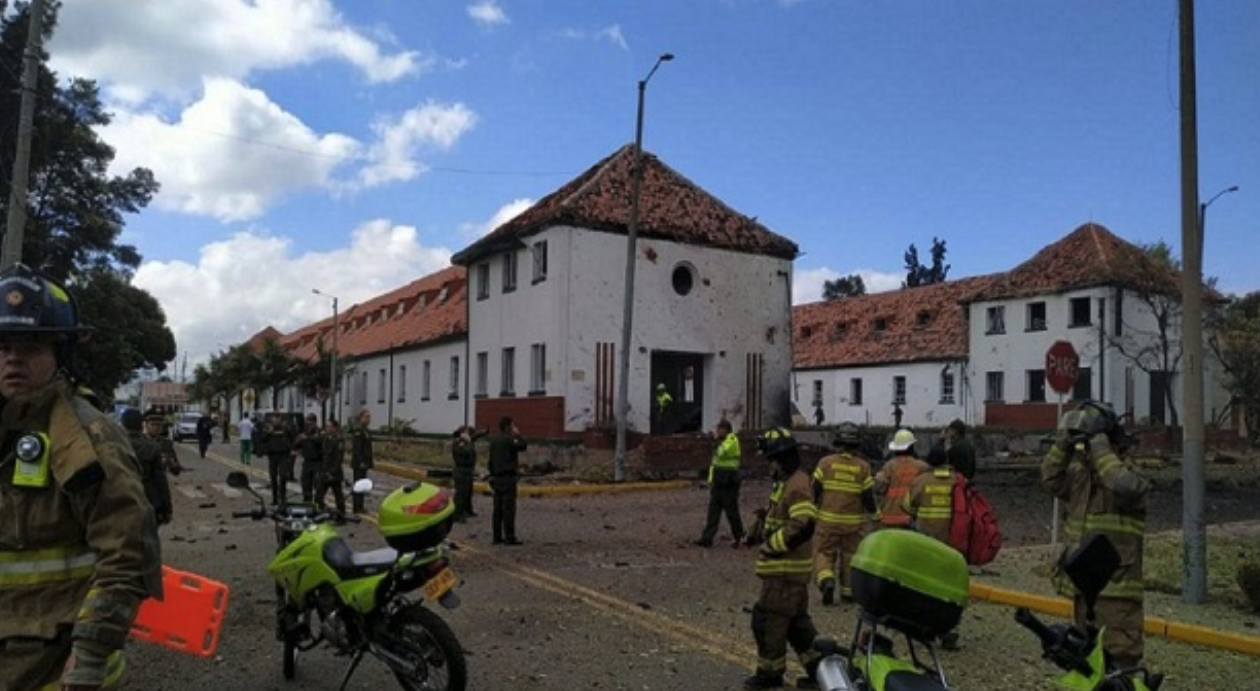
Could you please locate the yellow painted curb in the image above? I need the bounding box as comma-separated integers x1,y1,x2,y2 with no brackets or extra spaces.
970,583,1260,657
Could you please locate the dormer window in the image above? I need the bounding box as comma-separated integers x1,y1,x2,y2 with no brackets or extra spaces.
831,323,849,341
873,317,888,332
438,286,449,303
800,325,813,340
916,311,932,328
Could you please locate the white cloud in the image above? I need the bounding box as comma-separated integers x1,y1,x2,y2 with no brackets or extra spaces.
134,220,454,367
467,1,509,26
793,266,902,304
49,0,422,103
358,102,479,187
558,24,629,51
103,78,360,222
458,198,534,240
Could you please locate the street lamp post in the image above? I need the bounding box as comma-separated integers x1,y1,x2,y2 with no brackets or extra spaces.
312,289,339,423
614,52,674,482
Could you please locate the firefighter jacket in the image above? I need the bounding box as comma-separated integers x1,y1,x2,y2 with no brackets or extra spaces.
903,466,955,544
708,432,741,486
873,454,930,528
1041,434,1148,602
0,379,161,655
812,452,878,534
755,469,817,583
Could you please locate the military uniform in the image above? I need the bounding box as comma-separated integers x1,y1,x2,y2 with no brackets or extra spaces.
812,450,878,601
1042,431,1149,669
295,424,323,502
129,428,172,526
317,429,347,517
0,380,162,691
749,454,821,688
487,429,527,544
349,426,374,514
451,429,477,520
259,421,294,505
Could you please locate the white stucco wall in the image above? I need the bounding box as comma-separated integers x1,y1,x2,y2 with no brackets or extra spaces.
338,340,468,434
793,359,969,429
466,225,795,434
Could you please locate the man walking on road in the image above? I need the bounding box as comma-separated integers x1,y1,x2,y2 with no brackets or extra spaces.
695,419,744,547
812,422,878,605
238,413,254,465
350,410,374,514
745,428,821,690
195,412,214,459
488,416,527,545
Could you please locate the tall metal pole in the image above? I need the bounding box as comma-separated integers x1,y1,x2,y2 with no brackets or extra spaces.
2,0,48,270
614,53,673,482
331,297,339,421
1178,0,1207,605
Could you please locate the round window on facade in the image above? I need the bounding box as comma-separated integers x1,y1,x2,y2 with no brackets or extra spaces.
672,263,696,296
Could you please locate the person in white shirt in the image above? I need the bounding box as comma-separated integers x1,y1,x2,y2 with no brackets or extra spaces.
238,414,255,465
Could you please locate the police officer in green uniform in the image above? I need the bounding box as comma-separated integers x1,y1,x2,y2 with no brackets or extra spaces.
0,264,162,691
121,409,172,527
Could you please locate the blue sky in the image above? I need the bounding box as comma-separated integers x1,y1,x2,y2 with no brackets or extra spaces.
38,0,1259,371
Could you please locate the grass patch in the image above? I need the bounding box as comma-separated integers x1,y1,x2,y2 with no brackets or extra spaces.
1142,533,1260,604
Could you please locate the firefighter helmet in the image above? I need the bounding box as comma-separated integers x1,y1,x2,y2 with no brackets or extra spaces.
758,427,797,459
887,428,917,452
1061,400,1118,437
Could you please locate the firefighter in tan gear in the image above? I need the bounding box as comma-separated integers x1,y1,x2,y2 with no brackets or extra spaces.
1041,400,1149,670
0,265,162,691
811,422,878,606
873,429,929,529
745,428,821,691
903,445,961,649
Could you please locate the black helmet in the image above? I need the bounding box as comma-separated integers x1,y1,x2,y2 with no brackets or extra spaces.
1061,400,1118,437
758,427,797,459
833,422,862,448
0,264,89,336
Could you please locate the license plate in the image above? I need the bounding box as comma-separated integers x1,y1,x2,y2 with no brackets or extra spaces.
423,567,458,601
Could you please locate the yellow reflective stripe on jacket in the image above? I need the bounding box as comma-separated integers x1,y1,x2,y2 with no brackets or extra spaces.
0,547,98,587
916,507,952,519
788,501,817,521
817,478,865,493
711,434,741,471
754,558,813,576
1064,514,1145,538
816,510,866,525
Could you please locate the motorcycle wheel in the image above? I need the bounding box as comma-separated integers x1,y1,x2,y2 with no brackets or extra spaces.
387,604,467,691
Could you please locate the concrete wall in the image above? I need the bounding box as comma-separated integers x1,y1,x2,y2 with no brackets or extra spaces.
341,339,468,434
467,225,795,436
793,359,971,429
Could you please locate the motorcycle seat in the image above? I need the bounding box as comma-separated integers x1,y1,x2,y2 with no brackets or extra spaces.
884,671,948,691
323,538,398,580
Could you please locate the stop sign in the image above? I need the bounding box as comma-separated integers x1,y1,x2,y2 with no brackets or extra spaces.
1046,340,1080,394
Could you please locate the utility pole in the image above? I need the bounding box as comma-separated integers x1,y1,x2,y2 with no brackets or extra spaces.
1178,0,1207,605
2,0,48,270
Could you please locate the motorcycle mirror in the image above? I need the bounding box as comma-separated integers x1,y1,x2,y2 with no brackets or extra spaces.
1063,534,1121,616
226,471,250,489
352,478,373,494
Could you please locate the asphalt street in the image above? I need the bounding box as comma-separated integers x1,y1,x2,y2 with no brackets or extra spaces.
121,439,1260,690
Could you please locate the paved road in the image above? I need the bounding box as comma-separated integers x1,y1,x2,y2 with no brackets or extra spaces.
122,439,1260,690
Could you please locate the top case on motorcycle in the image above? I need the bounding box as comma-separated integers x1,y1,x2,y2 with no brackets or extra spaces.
323,538,398,580
884,671,948,691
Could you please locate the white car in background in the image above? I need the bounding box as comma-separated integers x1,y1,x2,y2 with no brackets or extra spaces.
172,412,202,442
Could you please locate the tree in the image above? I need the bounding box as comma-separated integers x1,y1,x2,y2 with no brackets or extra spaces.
822,274,866,300
903,237,950,288
73,268,176,399
1212,291,1260,445
1,3,170,394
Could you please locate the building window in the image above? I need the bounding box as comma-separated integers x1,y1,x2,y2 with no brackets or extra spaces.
530,343,546,394
850,378,863,406
812,380,823,406
502,251,518,293
475,352,488,397
940,370,955,404
893,376,906,405
831,323,849,341
398,365,407,402
378,368,386,404
361,371,368,405
985,306,1006,335
672,263,695,296
873,317,888,332
422,360,431,401
800,325,813,340
448,356,460,399
1027,369,1046,403
916,311,932,328
532,241,548,284
501,347,516,396
1072,367,1092,401
345,372,352,406
986,371,1005,403
1027,302,1047,331
1069,297,1091,327
476,263,490,300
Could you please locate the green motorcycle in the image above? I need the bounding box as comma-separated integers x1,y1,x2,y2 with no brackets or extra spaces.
227,471,467,691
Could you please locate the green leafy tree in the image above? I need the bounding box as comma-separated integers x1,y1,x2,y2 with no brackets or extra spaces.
1,2,170,394
902,237,950,288
822,274,866,300
1212,292,1260,445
